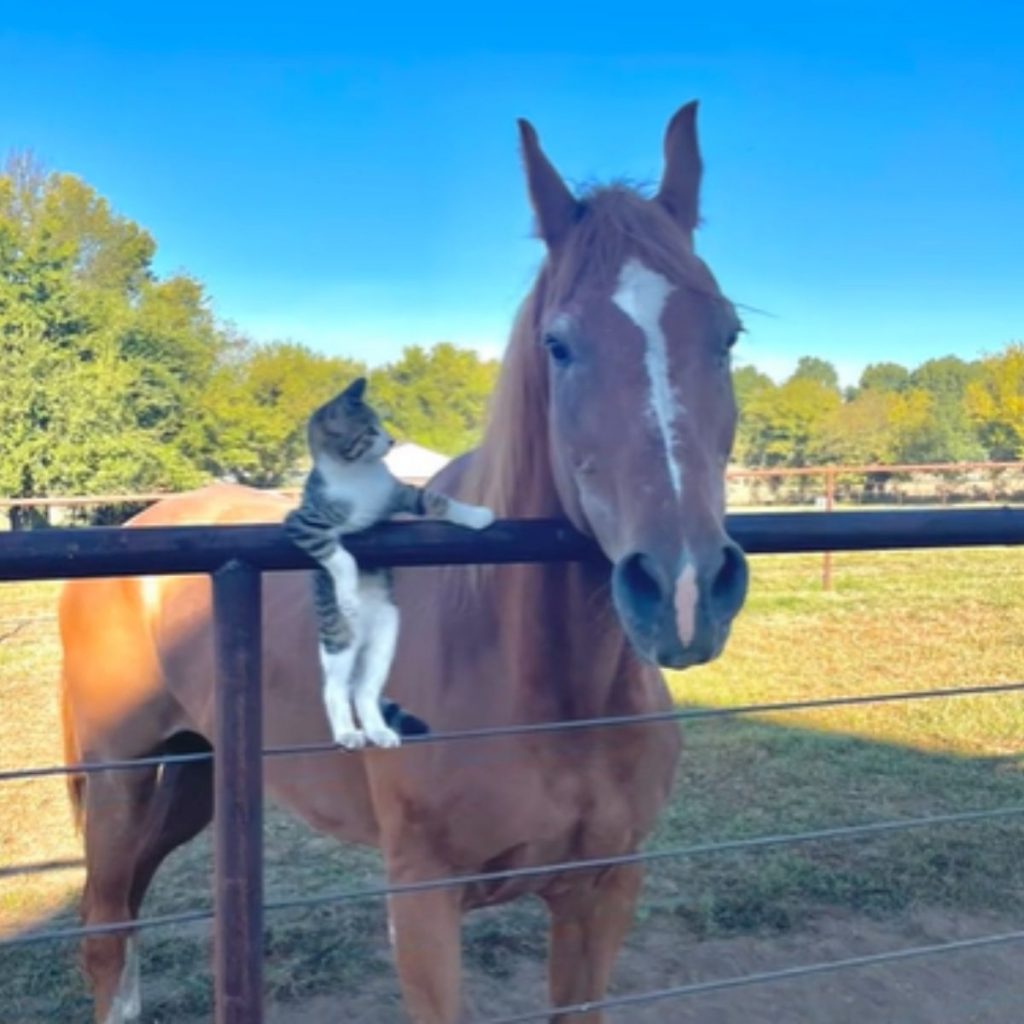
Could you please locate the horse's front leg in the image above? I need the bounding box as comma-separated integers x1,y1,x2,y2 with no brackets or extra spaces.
386,882,465,1023
542,864,643,1023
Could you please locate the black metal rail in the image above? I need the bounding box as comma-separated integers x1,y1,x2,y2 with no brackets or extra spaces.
1,508,1023,581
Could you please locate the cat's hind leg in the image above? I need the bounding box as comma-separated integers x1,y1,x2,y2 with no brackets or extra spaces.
313,568,364,750
320,646,363,750
323,544,360,612
351,575,402,749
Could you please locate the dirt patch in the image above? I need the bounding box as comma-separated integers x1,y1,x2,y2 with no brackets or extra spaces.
258,908,1022,1023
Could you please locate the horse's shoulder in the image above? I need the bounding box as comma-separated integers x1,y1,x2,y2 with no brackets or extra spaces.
427,450,476,496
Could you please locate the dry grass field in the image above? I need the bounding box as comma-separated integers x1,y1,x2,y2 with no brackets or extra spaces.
1,544,1022,1021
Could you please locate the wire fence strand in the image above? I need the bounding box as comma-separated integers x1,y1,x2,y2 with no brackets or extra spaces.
4,804,1021,948
478,929,1024,1023
3,679,1021,784
262,804,1024,913
0,857,84,880
0,908,213,949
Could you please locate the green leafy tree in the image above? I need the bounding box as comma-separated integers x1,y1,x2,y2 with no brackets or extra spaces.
0,156,214,499
965,344,1024,459
197,340,365,487
906,355,986,461
858,362,910,394
369,342,500,455
731,364,775,464
813,389,900,465
743,377,840,467
789,356,841,395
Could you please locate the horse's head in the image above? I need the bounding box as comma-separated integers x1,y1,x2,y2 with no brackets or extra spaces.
519,102,748,669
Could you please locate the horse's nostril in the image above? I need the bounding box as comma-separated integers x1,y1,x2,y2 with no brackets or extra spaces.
710,542,749,620
615,552,667,620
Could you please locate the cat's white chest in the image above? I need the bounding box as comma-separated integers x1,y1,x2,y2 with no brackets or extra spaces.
320,461,394,532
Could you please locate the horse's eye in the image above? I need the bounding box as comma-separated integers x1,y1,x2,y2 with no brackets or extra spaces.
544,335,573,366
726,322,745,350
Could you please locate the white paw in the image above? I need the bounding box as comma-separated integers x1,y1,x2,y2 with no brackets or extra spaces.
364,725,402,749
334,728,366,751
457,505,495,530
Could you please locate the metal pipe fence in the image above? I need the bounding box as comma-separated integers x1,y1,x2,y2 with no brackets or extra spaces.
1,508,1023,1023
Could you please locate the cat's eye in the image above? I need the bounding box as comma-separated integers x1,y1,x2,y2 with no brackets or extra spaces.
543,334,573,366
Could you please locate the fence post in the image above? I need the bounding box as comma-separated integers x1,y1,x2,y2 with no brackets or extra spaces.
821,467,835,590
212,560,264,1024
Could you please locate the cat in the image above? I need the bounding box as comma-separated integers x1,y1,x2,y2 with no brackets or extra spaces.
284,376,495,750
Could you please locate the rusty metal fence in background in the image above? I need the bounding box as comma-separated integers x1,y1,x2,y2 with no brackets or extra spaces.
1,507,1024,1022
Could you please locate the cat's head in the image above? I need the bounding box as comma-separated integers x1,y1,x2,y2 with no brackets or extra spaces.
308,377,394,465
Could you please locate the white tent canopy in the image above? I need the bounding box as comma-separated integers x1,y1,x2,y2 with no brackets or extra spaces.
384,442,451,483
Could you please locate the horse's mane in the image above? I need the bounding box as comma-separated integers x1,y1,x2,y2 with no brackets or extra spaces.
459,184,710,517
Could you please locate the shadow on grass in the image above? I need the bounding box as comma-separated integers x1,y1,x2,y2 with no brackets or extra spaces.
2,713,1022,1022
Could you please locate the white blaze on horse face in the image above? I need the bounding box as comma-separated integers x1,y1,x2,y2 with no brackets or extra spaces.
674,562,699,646
612,257,682,497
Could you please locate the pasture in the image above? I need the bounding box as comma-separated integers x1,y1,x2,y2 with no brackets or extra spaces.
1,544,1023,1022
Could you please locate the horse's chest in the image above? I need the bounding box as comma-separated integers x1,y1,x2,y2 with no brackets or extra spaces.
494,733,673,854
451,734,676,907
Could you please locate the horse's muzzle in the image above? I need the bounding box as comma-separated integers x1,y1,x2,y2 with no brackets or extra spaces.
611,541,748,669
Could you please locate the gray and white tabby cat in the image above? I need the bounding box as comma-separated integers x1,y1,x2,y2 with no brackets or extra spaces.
284,377,495,750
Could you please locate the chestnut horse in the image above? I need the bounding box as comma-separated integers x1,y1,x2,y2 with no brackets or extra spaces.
59,101,748,1023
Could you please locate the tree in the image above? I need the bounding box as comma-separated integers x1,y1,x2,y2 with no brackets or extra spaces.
369,342,500,455
742,376,840,467
789,356,840,395
0,156,216,498
197,341,365,487
907,355,986,461
813,389,900,465
858,362,910,394
965,344,1024,459
910,355,980,405
731,364,775,464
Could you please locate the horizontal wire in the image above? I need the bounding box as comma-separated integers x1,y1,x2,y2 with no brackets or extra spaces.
263,680,1024,757
0,750,212,783
3,680,1021,784
477,929,1024,1023
262,804,1024,913
0,857,84,880
0,907,212,949
2,804,1020,950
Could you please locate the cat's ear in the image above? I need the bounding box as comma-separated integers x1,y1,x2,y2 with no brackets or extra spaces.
342,377,367,403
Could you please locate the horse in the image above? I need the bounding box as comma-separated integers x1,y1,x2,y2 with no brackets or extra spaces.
58,101,749,1023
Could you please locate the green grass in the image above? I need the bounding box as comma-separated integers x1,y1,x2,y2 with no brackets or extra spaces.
1,545,1022,1020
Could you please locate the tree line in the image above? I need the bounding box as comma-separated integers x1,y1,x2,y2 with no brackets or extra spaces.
1,157,1020,504
0,157,499,500
734,349,1022,469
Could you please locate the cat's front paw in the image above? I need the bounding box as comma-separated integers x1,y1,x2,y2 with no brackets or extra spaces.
455,504,495,531
334,728,367,751
364,724,402,749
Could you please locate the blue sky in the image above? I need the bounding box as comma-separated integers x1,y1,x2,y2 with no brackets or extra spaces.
2,2,1021,386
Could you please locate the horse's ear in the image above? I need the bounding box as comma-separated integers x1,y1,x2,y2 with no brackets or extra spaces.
655,101,703,238
342,376,367,402
517,118,580,250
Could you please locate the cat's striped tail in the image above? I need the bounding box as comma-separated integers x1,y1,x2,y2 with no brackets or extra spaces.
381,700,430,737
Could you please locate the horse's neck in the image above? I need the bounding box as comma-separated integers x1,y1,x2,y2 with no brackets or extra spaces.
496,558,643,721
480,465,642,720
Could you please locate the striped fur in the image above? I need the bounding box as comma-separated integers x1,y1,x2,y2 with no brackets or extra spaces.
284,378,494,747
